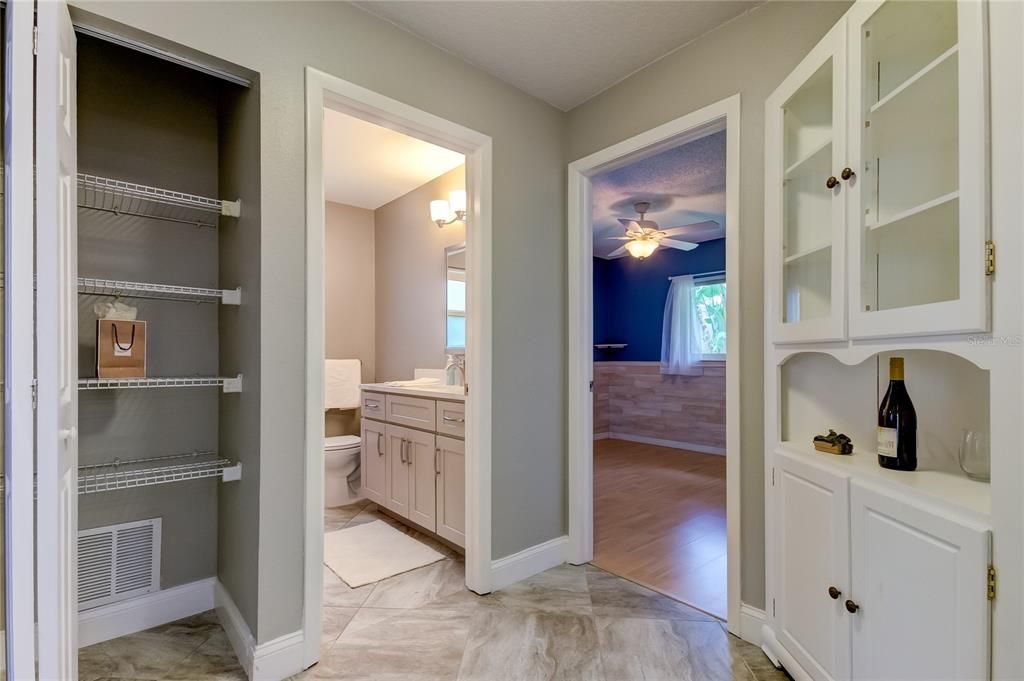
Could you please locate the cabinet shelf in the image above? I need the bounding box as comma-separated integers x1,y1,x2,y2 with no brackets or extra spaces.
869,44,958,116
78,277,241,305
77,174,241,228
78,451,241,495
78,375,242,393
867,190,958,231
784,137,832,179
777,441,989,519
784,243,831,264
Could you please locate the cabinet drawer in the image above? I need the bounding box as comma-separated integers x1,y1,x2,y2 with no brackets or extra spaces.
361,392,385,419
385,394,436,430
435,401,466,438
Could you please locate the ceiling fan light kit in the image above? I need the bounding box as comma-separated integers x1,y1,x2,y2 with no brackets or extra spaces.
606,201,710,260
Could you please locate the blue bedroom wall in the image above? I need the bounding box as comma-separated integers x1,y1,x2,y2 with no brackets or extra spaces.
593,238,725,361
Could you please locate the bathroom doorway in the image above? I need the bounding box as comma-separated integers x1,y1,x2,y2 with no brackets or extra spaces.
566,96,743,629
302,70,493,671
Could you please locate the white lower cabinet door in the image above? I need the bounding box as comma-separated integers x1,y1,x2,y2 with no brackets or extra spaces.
407,429,437,531
385,425,411,518
435,435,466,547
776,453,851,681
849,481,991,681
360,419,387,505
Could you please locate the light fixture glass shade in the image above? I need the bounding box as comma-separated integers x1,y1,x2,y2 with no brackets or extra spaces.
625,239,659,259
449,189,467,214
430,199,450,223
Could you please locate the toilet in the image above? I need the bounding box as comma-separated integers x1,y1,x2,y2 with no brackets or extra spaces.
324,434,362,507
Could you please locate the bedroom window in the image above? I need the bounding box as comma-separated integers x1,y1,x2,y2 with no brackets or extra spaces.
693,280,726,360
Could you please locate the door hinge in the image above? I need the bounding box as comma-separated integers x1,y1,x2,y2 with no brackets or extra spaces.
32,26,38,55
985,240,995,276
772,598,776,617
987,564,996,601
772,468,775,487
589,380,594,393
31,379,38,410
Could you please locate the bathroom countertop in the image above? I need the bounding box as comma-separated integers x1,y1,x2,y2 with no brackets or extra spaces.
360,382,467,402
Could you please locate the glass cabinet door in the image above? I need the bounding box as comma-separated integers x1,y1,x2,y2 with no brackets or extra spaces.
848,0,988,338
766,21,847,343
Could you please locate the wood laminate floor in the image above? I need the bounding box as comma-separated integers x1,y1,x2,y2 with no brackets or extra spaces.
592,438,727,619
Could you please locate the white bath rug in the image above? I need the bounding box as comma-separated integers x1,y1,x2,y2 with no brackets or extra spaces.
324,520,445,588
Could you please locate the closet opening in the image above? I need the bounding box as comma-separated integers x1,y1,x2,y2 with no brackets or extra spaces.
567,96,743,629
302,69,494,671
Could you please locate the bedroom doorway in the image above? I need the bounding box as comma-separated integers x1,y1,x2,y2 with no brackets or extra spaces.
567,95,741,628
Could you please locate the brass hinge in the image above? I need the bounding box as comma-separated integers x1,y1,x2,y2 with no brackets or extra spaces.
985,240,996,276
987,564,996,601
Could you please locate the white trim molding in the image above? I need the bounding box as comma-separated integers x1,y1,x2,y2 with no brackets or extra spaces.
599,432,726,457
78,578,215,648
303,67,494,670
216,580,306,681
490,536,569,592
738,603,767,647
567,94,743,631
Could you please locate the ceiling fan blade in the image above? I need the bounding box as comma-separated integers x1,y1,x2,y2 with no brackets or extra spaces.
606,244,629,258
607,236,634,241
617,218,640,231
659,220,720,237
660,238,699,252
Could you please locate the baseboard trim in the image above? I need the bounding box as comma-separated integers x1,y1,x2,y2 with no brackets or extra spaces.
78,577,216,648
737,603,766,646
490,535,568,591
593,432,611,440
761,625,811,681
604,432,726,456
215,581,304,681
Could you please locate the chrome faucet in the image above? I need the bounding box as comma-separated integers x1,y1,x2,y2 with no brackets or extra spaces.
445,353,466,388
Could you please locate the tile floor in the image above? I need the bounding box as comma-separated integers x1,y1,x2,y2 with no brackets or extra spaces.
80,500,790,681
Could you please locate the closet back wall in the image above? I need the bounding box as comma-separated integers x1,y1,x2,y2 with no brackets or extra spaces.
77,36,222,588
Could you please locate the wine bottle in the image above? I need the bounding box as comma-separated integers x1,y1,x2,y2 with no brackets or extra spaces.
877,357,917,471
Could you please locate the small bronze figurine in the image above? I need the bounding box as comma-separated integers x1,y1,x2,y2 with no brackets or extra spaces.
813,429,853,456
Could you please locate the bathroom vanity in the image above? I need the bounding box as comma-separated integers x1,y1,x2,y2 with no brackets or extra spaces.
359,384,466,549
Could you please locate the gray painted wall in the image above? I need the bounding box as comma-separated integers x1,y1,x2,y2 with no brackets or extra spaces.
374,165,465,382
325,202,376,383
566,0,852,609
74,0,567,642
76,36,222,590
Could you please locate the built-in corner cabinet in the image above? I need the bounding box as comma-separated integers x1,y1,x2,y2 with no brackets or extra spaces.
360,390,466,548
762,2,1011,679
766,0,988,343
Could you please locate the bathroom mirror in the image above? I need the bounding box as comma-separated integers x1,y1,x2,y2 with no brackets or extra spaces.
445,244,467,353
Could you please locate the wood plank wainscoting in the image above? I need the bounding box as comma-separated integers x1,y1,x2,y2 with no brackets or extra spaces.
593,361,725,454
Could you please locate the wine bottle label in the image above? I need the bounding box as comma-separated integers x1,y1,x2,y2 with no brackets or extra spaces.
877,427,898,458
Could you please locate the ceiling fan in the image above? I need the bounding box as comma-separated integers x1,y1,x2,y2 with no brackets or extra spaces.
607,201,718,260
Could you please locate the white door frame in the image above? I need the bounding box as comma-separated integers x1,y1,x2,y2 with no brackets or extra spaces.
567,94,743,631
303,68,493,669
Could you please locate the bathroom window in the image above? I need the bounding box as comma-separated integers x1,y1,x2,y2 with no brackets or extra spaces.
693,280,726,360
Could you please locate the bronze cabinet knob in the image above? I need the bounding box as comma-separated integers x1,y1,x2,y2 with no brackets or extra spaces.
845,599,860,614
826,176,839,189
841,167,856,181
828,586,841,600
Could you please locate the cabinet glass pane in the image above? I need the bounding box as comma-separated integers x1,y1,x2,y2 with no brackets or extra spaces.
861,1,959,312
782,59,834,324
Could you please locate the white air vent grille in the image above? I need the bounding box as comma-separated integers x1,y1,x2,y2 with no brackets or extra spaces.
78,518,161,611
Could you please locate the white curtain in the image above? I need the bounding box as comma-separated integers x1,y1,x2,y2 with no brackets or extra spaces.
661,275,702,376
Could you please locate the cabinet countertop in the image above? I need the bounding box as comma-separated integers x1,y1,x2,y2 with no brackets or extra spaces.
360,383,466,402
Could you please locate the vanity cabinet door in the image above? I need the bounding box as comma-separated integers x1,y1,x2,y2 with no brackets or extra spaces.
385,425,410,519
849,481,990,681
407,429,437,532
360,419,387,506
435,435,466,548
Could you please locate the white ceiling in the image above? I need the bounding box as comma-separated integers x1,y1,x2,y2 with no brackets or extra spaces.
323,108,464,209
353,1,762,111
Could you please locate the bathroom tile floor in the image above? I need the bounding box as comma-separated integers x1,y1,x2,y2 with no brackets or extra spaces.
80,500,791,681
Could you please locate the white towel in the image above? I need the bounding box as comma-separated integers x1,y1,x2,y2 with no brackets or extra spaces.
325,359,361,410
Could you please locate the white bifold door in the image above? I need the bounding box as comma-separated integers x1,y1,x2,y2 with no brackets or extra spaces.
29,0,80,678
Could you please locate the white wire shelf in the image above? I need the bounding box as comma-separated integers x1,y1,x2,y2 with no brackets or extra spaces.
78,374,243,393
78,451,242,495
78,277,241,305
77,173,241,228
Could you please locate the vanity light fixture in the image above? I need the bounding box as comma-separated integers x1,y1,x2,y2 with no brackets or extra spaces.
430,189,467,228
